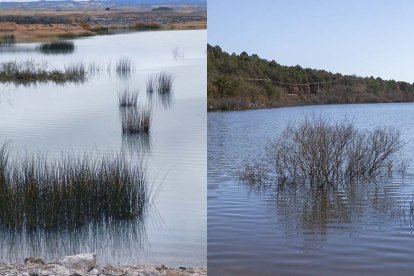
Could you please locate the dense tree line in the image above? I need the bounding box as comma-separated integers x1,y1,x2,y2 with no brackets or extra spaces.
208,44,414,111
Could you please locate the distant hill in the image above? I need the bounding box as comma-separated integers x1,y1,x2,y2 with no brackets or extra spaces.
208,44,414,111
0,0,206,10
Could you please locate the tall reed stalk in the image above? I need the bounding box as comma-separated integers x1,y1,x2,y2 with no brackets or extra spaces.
0,144,147,230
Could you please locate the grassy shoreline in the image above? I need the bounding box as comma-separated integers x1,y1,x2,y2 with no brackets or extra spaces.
0,22,206,43
207,99,414,112
0,9,206,43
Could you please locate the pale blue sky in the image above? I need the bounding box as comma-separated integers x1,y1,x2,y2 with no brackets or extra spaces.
208,0,414,82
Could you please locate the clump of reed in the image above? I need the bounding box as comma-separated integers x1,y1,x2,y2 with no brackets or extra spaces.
157,72,174,94
146,72,174,94
36,41,75,54
119,88,138,107
0,60,86,84
240,117,402,191
116,57,134,76
0,35,15,47
64,62,86,79
120,106,152,133
0,144,147,230
146,75,156,94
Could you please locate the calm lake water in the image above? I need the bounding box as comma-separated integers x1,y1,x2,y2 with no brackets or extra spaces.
208,103,414,275
0,30,206,267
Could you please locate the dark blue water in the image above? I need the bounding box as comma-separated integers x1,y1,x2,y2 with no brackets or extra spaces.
208,103,414,275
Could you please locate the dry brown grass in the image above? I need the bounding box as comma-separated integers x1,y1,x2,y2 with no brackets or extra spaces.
0,22,92,42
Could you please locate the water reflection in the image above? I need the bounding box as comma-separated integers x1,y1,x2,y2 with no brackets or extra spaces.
0,219,147,263
0,46,34,54
266,177,413,242
147,91,173,109
122,132,152,154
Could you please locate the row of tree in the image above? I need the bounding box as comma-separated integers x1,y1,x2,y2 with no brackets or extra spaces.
208,44,414,111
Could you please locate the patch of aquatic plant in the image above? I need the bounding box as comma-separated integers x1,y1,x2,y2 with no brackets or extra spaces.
0,35,15,47
36,41,75,55
0,144,147,230
0,60,86,84
120,106,152,133
146,75,156,94
240,117,402,191
116,57,134,76
119,88,138,107
157,72,174,94
64,62,86,79
146,72,174,94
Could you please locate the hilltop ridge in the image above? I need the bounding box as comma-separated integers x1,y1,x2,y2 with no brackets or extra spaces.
208,44,414,111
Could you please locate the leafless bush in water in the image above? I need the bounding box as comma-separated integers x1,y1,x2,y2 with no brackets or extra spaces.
240,117,401,191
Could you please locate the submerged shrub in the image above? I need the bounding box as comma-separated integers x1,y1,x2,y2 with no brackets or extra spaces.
0,144,147,230
240,117,401,190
